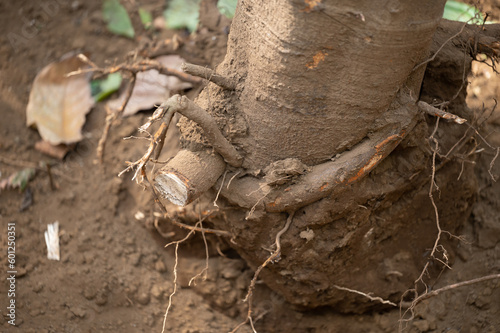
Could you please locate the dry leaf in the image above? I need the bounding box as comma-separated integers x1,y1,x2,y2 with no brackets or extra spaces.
34,140,70,160
0,168,36,192
107,55,192,117
26,54,95,145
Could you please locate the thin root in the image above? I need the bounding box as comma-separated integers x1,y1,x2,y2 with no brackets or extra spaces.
230,211,295,333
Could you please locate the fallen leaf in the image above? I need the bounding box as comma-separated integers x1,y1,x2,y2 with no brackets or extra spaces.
26,54,95,145
107,55,192,117
217,0,238,19
102,0,135,38
443,0,486,24
35,140,70,160
0,168,36,192
139,7,153,29
163,0,201,32
91,72,123,102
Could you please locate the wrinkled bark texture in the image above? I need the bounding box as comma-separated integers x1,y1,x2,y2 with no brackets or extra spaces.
173,0,483,311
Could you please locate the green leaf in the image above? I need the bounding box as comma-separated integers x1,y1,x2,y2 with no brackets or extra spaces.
11,168,36,192
139,7,153,29
443,0,484,24
217,0,237,19
102,0,135,38
163,0,201,33
91,73,123,102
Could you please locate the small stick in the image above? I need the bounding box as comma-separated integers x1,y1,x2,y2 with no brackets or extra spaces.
153,122,169,161
69,55,202,85
119,104,176,181
181,63,237,90
95,75,136,164
46,163,56,191
418,101,467,124
170,218,231,237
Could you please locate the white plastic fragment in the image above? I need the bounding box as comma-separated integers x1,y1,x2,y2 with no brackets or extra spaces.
44,221,60,261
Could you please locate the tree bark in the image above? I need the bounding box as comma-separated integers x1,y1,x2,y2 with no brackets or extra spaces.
213,0,445,169
155,0,486,311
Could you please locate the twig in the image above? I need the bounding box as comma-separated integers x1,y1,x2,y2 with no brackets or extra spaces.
230,211,295,333
69,54,202,85
170,218,231,237
418,101,467,124
181,63,237,90
332,285,397,307
119,104,176,181
95,75,136,164
46,163,56,191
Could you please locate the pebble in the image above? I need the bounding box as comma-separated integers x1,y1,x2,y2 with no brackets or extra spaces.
95,291,108,306
32,282,44,293
82,287,97,300
136,291,151,305
69,306,87,318
128,253,142,266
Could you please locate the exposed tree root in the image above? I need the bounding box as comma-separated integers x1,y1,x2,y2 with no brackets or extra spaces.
230,211,295,333
399,274,500,332
182,62,237,90
160,224,198,333
167,95,243,167
332,285,397,307
220,102,421,213
398,106,500,331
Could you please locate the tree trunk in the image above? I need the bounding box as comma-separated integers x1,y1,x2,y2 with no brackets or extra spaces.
154,0,487,311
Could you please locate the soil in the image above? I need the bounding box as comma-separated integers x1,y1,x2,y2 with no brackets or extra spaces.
0,1,499,333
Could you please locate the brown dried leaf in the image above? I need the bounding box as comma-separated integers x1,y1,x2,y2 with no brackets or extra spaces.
26,55,95,145
34,140,71,160
107,55,192,117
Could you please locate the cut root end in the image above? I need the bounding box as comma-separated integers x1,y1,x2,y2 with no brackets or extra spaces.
154,149,226,206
